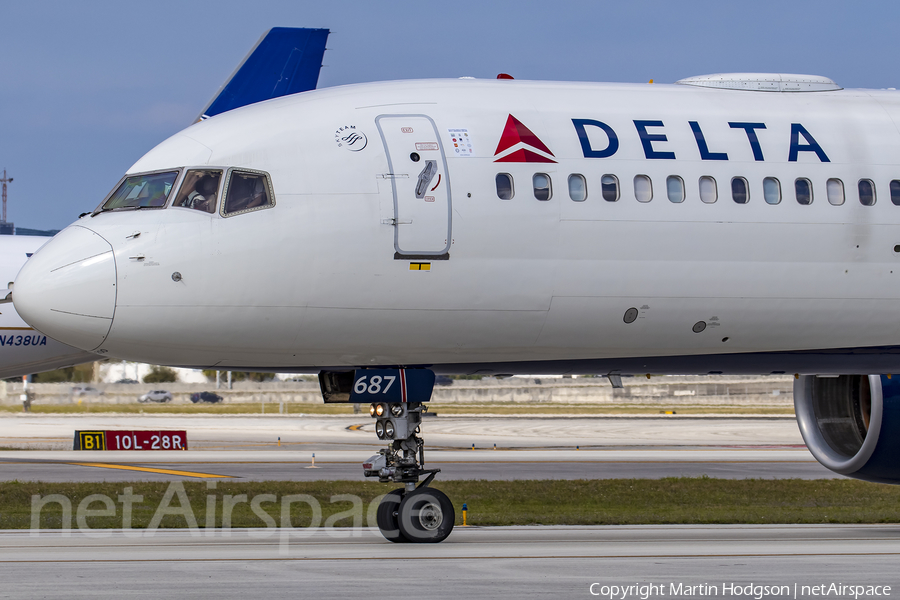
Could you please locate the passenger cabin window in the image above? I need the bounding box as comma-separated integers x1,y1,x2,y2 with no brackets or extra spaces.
568,174,587,202
795,178,813,205
731,177,749,204
533,173,552,201
699,176,717,204
222,170,274,216
100,170,178,211
634,175,652,202
601,175,619,202
763,177,781,204
496,173,514,200
173,170,223,214
666,176,684,203
858,179,876,206
826,178,844,205
891,180,900,206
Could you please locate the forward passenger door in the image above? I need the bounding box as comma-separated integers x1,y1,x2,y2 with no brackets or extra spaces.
376,115,451,259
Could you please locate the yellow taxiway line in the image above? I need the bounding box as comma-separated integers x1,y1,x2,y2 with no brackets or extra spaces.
70,463,233,479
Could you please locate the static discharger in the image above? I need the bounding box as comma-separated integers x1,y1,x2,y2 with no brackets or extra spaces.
409,262,431,271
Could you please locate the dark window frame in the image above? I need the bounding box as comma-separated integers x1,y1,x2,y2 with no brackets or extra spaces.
731,176,749,204
890,180,900,206
532,173,552,201
95,168,183,214
795,178,813,205
763,177,781,205
496,173,514,200
567,173,587,202
601,174,620,202
634,174,653,203
666,175,684,203
220,168,276,217
858,179,876,206
699,176,718,204
826,178,845,206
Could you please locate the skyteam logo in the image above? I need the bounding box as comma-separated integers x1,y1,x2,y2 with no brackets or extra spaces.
334,125,368,152
493,115,556,163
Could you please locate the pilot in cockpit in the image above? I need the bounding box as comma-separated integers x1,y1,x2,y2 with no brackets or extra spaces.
188,175,218,212
174,170,221,214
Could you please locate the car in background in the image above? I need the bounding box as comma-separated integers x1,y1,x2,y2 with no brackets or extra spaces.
434,375,453,386
116,378,139,384
191,391,223,403
139,390,173,403
71,385,102,397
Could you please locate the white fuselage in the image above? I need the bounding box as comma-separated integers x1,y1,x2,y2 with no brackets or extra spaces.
13,78,900,374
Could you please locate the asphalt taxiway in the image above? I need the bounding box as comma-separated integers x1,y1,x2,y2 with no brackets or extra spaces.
1,525,897,599
0,414,837,481
0,447,835,481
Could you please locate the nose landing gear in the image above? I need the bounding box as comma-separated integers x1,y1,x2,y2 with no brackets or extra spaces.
320,368,455,543
363,401,454,543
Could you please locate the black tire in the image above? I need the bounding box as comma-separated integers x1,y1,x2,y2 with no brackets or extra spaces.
397,487,455,543
376,489,407,543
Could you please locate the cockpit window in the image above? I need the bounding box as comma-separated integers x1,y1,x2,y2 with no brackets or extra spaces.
222,170,274,216
173,170,223,214
99,171,178,211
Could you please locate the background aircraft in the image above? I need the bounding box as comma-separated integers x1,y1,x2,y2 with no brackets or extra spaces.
0,235,97,378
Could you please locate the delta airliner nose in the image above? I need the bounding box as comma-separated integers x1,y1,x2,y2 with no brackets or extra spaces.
13,226,116,351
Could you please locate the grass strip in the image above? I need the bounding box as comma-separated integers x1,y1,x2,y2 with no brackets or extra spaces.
0,403,795,416
3,478,898,530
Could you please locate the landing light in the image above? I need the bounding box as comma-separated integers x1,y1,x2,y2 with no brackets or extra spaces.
375,421,385,439
390,404,404,417
385,420,395,439
374,403,386,417
369,404,376,417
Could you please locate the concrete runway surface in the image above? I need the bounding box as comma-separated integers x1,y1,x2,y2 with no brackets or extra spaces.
0,414,840,481
1,525,897,599
0,414,806,450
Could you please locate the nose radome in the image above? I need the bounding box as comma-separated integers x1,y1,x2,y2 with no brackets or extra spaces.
13,225,116,351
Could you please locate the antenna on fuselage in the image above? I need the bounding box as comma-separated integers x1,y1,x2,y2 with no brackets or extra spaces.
0,169,13,233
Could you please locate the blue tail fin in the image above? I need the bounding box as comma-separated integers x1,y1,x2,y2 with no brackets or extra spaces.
197,27,329,121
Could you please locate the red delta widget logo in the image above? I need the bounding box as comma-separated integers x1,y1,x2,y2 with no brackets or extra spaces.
493,115,556,163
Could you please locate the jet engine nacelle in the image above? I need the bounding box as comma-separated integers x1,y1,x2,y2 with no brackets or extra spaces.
794,374,900,483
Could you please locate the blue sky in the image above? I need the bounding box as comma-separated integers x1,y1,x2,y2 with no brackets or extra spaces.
1,0,898,230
